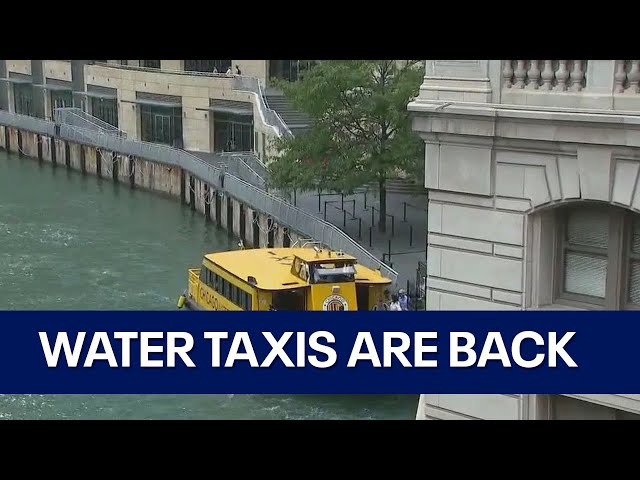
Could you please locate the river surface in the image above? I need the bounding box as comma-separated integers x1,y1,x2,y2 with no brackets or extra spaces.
0,150,417,419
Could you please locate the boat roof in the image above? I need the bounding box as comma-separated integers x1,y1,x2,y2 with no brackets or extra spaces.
203,247,391,291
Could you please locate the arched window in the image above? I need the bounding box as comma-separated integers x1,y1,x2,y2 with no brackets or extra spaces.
552,204,640,310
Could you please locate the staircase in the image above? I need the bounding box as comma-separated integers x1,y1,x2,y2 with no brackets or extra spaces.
264,94,312,132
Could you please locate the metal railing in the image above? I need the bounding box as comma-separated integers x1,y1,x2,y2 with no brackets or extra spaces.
0,110,398,282
215,152,267,190
54,108,125,137
0,110,55,136
233,75,292,138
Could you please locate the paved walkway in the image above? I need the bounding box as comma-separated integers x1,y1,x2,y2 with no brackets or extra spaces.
293,187,427,289
188,151,427,291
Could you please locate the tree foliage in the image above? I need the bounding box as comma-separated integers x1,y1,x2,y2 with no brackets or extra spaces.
267,60,425,231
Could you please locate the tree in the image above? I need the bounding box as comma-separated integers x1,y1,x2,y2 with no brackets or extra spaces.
267,60,424,233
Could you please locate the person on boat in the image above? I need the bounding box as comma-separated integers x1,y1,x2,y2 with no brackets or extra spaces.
372,297,388,311
398,289,411,311
388,294,402,311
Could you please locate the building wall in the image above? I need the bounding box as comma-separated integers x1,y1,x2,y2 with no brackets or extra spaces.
43,60,72,82
6,60,31,75
84,63,276,153
410,59,640,420
2,60,285,161
233,60,268,84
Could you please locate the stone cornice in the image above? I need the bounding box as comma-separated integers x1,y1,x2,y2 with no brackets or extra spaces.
409,100,640,148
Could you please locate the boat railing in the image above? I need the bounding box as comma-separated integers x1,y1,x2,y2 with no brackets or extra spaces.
0,110,399,284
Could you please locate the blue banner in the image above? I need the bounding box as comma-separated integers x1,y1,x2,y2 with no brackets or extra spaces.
0,310,636,394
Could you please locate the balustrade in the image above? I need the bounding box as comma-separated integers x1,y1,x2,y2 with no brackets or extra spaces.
614,60,640,94
502,60,588,92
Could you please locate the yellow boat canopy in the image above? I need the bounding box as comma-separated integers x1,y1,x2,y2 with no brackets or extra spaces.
204,247,391,291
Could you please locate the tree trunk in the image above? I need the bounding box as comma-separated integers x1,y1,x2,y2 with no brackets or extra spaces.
378,176,387,233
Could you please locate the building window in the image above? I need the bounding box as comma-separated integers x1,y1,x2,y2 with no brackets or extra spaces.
91,97,118,128
50,90,73,119
213,112,254,152
141,60,161,69
140,104,183,147
555,204,640,310
14,83,34,116
184,60,231,74
269,60,317,82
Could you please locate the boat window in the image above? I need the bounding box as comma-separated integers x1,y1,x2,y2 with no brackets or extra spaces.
309,262,356,284
200,267,218,290
272,289,306,310
298,262,310,282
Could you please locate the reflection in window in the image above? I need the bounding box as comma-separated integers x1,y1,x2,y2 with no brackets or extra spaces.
561,209,609,299
50,90,73,119
213,112,254,152
555,205,640,310
269,60,317,82
140,104,183,147
14,83,34,116
91,97,118,128
185,60,231,73
627,217,640,306
309,262,356,284
141,60,161,69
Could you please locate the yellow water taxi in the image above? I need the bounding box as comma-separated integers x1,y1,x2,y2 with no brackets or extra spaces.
177,244,392,311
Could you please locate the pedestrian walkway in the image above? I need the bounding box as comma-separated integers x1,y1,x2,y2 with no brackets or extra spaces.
188,151,427,290
293,186,427,290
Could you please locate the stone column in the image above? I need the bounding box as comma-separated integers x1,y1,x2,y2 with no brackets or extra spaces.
30,60,45,118
0,60,7,110
71,61,88,112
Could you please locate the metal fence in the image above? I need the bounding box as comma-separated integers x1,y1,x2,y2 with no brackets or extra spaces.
0,110,398,283
54,108,125,137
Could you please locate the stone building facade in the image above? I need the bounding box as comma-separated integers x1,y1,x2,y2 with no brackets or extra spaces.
408,60,640,419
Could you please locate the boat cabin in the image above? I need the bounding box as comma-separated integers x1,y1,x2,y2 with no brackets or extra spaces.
183,246,392,311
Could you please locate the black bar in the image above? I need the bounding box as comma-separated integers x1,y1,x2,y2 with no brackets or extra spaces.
388,239,391,261
323,201,328,220
37,135,42,162
409,224,413,247
352,200,356,218
363,191,367,210
294,189,297,206
17,130,23,157
371,206,375,226
391,215,395,236
369,226,372,247
318,190,321,212
341,193,344,210
343,209,346,228
203,184,210,223
358,218,362,239
403,202,407,222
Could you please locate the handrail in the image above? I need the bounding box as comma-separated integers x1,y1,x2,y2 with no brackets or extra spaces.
0,110,398,282
233,75,293,138
54,108,125,137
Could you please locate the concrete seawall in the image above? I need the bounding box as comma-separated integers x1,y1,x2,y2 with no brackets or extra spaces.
0,125,305,249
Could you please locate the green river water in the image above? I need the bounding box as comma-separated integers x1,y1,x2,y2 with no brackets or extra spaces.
0,150,418,419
